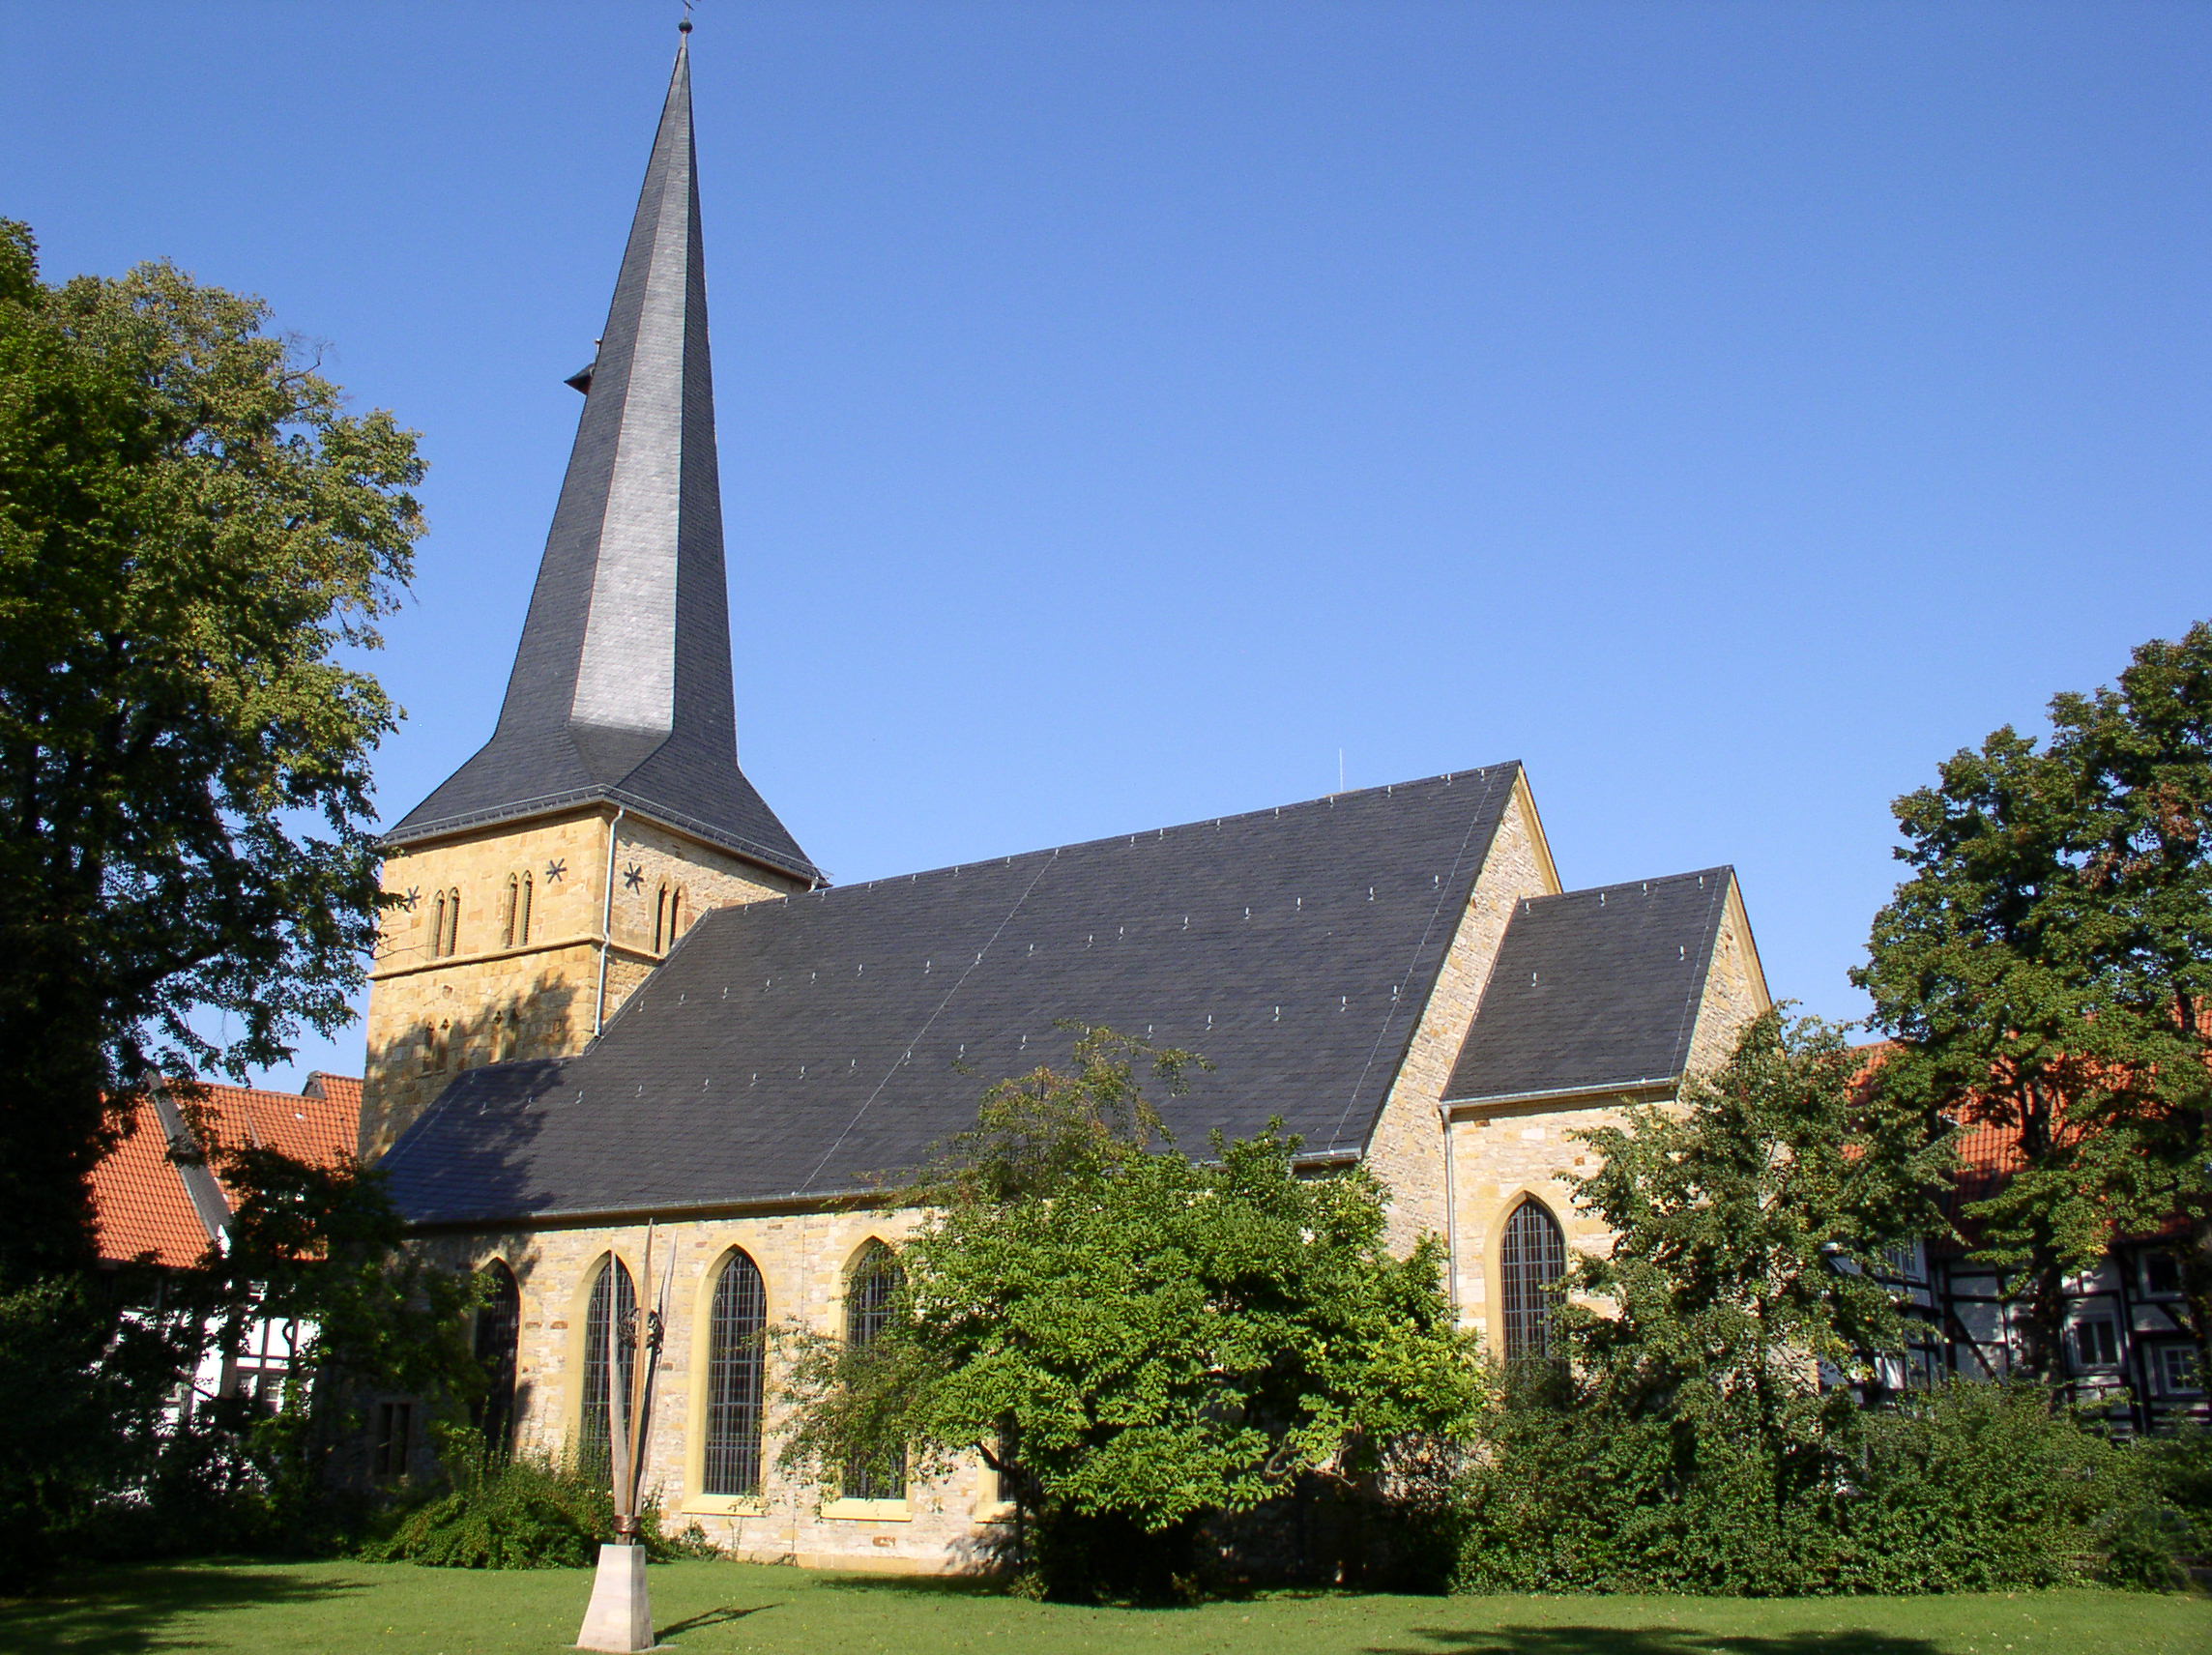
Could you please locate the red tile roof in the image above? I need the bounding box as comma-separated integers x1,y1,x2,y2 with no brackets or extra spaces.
90,1075,363,1267
90,1101,218,1269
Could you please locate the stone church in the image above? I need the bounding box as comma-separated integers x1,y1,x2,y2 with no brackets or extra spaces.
366,41,1769,1571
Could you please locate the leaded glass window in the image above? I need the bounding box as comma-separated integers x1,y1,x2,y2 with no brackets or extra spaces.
843,1241,904,1499
579,1255,636,1475
1499,1199,1566,1363
702,1250,768,1496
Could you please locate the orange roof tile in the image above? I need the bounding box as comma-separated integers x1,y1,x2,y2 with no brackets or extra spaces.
90,1101,218,1269
89,1074,363,1269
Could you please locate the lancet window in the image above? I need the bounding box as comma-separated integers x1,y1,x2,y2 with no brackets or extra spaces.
842,1240,905,1499
580,1255,637,1475
701,1249,768,1496
504,873,534,948
1499,1198,1567,1363
473,1261,522,1453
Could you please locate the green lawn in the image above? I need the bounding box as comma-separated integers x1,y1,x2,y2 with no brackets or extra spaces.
1,1559,2205,1655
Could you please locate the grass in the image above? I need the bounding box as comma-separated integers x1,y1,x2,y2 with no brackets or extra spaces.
0,1558,2205,1655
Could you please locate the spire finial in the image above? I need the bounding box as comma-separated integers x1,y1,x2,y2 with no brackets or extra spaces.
679,0,693,34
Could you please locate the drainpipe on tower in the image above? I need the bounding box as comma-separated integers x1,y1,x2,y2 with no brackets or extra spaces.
596,806,626,1035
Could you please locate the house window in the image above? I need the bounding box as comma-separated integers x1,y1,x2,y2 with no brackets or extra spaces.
579,1256,637,1475
2142,1251,2183,1297
1499,1199,1567,1363
843,1241,905,1499
2073,1318,2119,1370
2159,1345,2203,1396
473,1262,522,1453
373,1401,414,1478
702,1250,768,1496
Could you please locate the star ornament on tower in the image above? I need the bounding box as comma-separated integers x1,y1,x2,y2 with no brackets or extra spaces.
622,863,645,893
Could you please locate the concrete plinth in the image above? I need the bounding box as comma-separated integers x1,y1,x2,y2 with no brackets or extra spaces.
575,1542,654,1652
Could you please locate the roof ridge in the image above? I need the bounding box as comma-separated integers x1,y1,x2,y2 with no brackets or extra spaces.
750,764,1522,911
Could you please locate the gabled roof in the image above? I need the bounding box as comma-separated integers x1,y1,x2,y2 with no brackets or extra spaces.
1442,868,1734,1105
383,768,1524,1226
90,1077,364,1268
385,42,817,884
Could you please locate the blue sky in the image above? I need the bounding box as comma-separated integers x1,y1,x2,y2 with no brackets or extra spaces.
5,2,2208,1089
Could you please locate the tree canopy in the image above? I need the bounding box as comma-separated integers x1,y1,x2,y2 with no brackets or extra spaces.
778,1027,1485,1599
1854,622,2212,1379
1565,1009,1949,1433
0,219,423,1282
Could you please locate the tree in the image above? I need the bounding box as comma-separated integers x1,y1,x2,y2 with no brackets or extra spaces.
1854,623,2212,1380
1453,1011,1955,1595
779,1027,1485,1600
1566,1008,1949,1445
0,219,422,1283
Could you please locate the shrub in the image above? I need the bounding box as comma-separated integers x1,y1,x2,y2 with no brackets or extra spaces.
1454,1378,2186,1596
364,1445,702,1570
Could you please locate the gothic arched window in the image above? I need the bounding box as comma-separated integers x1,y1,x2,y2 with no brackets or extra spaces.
429,891,450,959
473,1261,522,1452
653,883,670,952
702,1249,768,1496
516,873,533,945
579,1255,637,1474
669,887,685,941
843,1241,905,1499
1499,1198,1568,1363
503,876,520,948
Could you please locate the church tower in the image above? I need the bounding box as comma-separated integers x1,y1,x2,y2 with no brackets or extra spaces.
360,37,819,1160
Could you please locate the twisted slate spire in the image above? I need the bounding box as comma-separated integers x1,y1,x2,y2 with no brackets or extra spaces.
389,42,819,883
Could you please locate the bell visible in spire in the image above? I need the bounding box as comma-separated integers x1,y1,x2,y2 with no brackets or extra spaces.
387,39,819,885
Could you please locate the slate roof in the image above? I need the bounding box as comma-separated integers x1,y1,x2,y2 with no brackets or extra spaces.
1442,868,1735,1104
384,768,1524,1226
386,43,817,884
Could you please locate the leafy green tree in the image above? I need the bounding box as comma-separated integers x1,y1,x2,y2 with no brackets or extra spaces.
779,1027,1485,1600
1854,623,2212,1380
1564,1009,1949,1466
0,219,422,1283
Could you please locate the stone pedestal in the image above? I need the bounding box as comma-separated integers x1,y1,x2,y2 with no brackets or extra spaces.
575,1542,654,1652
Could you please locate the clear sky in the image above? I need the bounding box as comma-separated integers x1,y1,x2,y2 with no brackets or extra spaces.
5,2,2208,1090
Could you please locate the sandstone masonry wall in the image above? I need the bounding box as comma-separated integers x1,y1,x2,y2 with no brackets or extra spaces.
1363,773,1559,1257
362,807,802,1159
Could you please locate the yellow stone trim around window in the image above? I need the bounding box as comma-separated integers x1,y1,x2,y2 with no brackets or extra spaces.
822,1497,912,1523
679,1495,769,1518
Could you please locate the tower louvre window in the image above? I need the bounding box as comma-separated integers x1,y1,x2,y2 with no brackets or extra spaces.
843,1241,905,1499
1499,1198,1567,1363
432,887,462,958
580,1255,637,1479
702,1249,768,1495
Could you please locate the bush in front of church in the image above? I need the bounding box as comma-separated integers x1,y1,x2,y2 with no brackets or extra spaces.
777,1026,1489,1603
1454,1372,2180,1595
364,1435,710,1569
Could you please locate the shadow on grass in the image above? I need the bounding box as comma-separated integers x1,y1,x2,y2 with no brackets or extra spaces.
0,1560,369,1654
656,1601,780,1639
1376,1627,1948,1655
